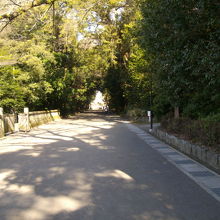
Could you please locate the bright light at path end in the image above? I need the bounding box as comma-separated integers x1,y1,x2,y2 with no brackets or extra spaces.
90,91,106,110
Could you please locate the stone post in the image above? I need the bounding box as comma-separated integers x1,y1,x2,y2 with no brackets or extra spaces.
14,112,19,132
0,108,5,137
24,107,30,132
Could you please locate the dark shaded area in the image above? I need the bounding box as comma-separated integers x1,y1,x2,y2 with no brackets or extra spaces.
161,116,220,150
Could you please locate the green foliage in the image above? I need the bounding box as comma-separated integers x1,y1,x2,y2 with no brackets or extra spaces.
140,0,220,119
125,44,151,110
104,66,127,112
0,0,109,115
0,0,218,122
161,116,220,149
12,40,54,109
126,108,146,120
103,1,151,113
45,51,98,115
203,113,220,123
0,66,26,112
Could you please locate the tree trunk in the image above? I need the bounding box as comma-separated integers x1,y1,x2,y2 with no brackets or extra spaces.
174,106,179,119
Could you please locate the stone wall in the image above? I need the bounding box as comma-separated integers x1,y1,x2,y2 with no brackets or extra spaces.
0,108,4,138
30,110,60,128
0,108,61,136
19,110,61,131
151,128,220,172
4,114,15,134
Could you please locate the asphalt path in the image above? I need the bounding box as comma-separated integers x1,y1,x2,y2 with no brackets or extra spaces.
0,112,220,220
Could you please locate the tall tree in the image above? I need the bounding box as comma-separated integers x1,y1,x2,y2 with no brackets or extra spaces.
140,0,220,119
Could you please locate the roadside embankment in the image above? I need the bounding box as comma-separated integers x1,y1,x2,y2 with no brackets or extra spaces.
151,127,220,173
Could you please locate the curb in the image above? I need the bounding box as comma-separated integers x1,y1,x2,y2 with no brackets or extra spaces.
126,123,220,202
150,128,220,173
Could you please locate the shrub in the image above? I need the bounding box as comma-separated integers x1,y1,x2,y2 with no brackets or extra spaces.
126,108,146,120
161,115,220,150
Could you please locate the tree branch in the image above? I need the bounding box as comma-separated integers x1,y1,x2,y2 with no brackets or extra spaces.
8,0,22,7
28,4,53,32
0,0,54,32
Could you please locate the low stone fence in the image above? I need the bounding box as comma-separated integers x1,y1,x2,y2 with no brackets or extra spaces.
151,128,220,172
19,109,60,131
30,110,60,127
0,108,4,137
0,108,61,137
4,114,15,134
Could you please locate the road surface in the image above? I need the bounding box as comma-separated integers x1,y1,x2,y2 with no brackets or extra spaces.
0,112,220,220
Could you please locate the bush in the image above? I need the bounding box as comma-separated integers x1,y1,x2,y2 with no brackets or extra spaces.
161,115,220,150
126,108,146,120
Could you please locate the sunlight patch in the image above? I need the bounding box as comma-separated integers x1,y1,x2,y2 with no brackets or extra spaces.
5,184,34,194
0,170,34,195
0,145,34,154
0,170,16,190
65,147,80,152
35,135,73,141
20,196,86,220
1,171,92,220
22,152,41,157
95,169,134,182
49,167,66,175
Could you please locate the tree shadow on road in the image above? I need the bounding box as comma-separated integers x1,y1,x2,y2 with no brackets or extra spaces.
0,113,220,220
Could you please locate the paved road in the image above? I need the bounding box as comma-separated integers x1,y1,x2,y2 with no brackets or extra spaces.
0,112,220,220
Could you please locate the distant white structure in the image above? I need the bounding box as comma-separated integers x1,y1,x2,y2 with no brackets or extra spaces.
90,91,106,110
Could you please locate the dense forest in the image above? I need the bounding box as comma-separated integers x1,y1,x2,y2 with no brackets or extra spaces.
0,0,219,126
